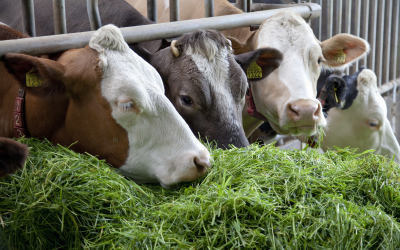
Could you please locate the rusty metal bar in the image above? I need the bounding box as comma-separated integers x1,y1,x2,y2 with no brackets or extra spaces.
169,0,179,22
21,0,36,37
0,4,321,58
87,0,102,30
147,0,157,23
52,0,67,34
205,0,214,17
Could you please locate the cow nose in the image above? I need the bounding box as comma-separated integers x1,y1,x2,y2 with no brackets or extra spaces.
286,99,321,124
194,149,212,175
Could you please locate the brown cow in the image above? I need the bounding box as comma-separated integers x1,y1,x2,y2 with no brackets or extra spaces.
132,1,369,138
0,24,211,189
0,137,28,178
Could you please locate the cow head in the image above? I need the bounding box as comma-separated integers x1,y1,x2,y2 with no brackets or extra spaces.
131,30,282,148
2,25,211,188
322,69,400,163
231,10,369,136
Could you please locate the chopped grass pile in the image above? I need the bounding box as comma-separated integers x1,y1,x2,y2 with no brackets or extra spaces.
0,138,400,249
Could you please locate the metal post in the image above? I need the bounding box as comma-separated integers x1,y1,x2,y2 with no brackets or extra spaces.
361,0,369,67
390,0,399,80
205,0,214,17
327,0,333,39
392,84,397,133
353,0,361,74
170,0,179,22
376,0,385,86
87,0,102,31
21,0,36,37
383,0,392,85
147,0,157,23
368,0,378,72
344,0,351,75
317,0,322,41
335,0,342,35
247,0,251,13
52,0,67,34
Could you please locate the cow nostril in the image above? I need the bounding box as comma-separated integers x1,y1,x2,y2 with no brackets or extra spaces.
194,156,210,175
287,103,300,118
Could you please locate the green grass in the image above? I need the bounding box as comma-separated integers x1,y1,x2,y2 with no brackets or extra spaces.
1,138,400,249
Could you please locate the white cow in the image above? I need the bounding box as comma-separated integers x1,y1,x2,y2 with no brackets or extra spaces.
322,69,400,163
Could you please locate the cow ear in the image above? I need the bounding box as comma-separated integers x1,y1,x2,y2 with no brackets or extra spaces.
234,47,282,81
320,34,370,68
3,53,66,96
226,36,252,55
128,43,154,63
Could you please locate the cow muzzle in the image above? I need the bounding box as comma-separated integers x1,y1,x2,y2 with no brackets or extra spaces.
284,99,326,134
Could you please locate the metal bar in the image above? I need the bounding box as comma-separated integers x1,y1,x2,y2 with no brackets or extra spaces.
52,0,67,34
367,0,378,72
361,0,369,67
345,0,351,75
21,0,36,37
327,0,333,39
205,0,214,17
87,0,102,30
383,0,392,85
239,0,247,13
317,0,322,40
169,0,179,22
0,4,321,58
147,0,157,23
376,0,385,86
392,84,397,133
247,0,251,13
378,78,400,95
335,0,342,35
391,0,399,80
353,0,361,73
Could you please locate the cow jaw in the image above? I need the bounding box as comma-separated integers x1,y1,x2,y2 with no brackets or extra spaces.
91,25,211,188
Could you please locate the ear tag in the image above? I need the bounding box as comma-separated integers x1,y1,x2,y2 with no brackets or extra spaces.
247,61,262,79
334,87,339,103
332,49,346,64
26,68,44,87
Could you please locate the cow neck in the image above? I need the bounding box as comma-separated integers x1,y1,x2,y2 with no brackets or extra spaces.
14,87,28,138
246,87,269,122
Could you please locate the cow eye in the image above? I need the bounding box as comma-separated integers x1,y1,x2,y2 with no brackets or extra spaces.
118,101,134,111
181,96,193,106
318,58,322,64
367,119,380,130
369,121,379,127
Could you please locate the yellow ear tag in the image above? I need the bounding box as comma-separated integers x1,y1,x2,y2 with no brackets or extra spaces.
26,68,44,87
247,61,262,79
332,49,346,64
334,87,339,103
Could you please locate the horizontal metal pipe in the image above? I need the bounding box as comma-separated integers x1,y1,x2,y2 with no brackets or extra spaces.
53,0,67,34
0,4,321,58
378,78,400,95
87,0,102,31
21,0,36,37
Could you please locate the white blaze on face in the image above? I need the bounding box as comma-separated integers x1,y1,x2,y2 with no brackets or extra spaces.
185,41,245,132
254,11,326,135
322,69,400,163
89,25,211,188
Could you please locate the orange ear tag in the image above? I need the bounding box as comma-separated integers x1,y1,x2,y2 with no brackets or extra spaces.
26,68,44,87
247,61,262,79
332,49,346,64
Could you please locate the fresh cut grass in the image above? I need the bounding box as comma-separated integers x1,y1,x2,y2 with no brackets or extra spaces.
1,138,400,249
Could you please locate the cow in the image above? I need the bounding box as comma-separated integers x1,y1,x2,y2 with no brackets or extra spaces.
0,137,28,178
0,24,211,189
131,2,370,137
0,0,271,149
317,68,400,163
130,29,282,148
